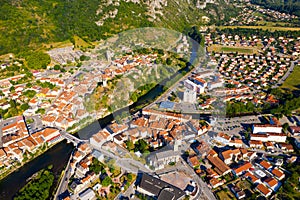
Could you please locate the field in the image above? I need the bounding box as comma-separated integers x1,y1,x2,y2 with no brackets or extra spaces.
207,44,257,54
216,25,300,31
281,65,300,90
73,36,92,49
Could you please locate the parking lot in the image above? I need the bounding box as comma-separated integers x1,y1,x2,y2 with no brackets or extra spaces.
213,115,261,136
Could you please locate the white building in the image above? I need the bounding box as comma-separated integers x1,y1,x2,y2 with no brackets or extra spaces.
183,89,197,103
250,133,286,143
252,124,282,134
184,79,205,94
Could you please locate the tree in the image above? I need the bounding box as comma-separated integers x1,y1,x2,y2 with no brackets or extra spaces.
89,158,103,174
101,176,112,187
125,140,135,151
134,139,149,153
10,86,15,92
21,103,29,111
282,123,289,133
54,65,61,70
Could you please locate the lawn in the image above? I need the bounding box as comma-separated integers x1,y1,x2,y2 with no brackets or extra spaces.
236,180,252,191
281,65,300,90
216,189,235,200
207,45,256,54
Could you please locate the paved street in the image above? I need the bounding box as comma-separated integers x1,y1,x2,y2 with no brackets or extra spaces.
55,155,73,200
156,157,216,200
272,59,298,88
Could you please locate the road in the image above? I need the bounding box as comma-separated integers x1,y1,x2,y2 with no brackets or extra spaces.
90,143,152,174
156,157,216,200
272,59,298,88
54,154,73,200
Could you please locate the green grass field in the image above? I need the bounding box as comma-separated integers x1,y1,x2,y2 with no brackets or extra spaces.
221,47,253,53
281,65,300,90
207,44,257,54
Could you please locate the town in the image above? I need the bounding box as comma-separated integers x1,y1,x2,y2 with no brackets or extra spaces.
0,1,300,200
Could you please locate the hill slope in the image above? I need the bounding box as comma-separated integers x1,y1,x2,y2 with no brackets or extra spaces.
0,0,237,55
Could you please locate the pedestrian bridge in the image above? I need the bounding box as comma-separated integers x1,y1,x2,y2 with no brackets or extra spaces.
48,126,89,146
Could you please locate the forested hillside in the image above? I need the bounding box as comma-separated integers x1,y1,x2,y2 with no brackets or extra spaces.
0,0,237,57
251,0,300,16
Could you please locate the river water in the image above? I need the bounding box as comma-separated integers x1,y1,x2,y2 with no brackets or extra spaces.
0,141,74,200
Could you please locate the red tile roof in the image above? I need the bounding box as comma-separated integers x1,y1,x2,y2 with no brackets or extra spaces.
260,160,272,169
234,162,252,175
256,184,271,196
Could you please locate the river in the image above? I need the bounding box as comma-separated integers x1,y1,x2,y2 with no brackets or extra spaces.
0,141,74,200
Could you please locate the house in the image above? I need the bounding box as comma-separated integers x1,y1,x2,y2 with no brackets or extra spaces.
215,132,231,145
244,171,260,184
249,140,263,148
187,155,200,168
40,128,61,144
279,143,294,152
264,142,275,150
184,79,205,94
207,153,231,176
221,150,234,165
206,168,219,179
209,178,225,188
233,162,252,176
259,160,272,170
264,177,279,191
191,140,210,158
78,143,91,155
230,185,246,199
271,168,285,180
256,183,272,197
81,172,96,186
136,173,185,200
72,150,84,162
228,138,243,148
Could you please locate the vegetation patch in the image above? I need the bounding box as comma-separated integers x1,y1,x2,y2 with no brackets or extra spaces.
14,168,54,200
281,65,300,91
